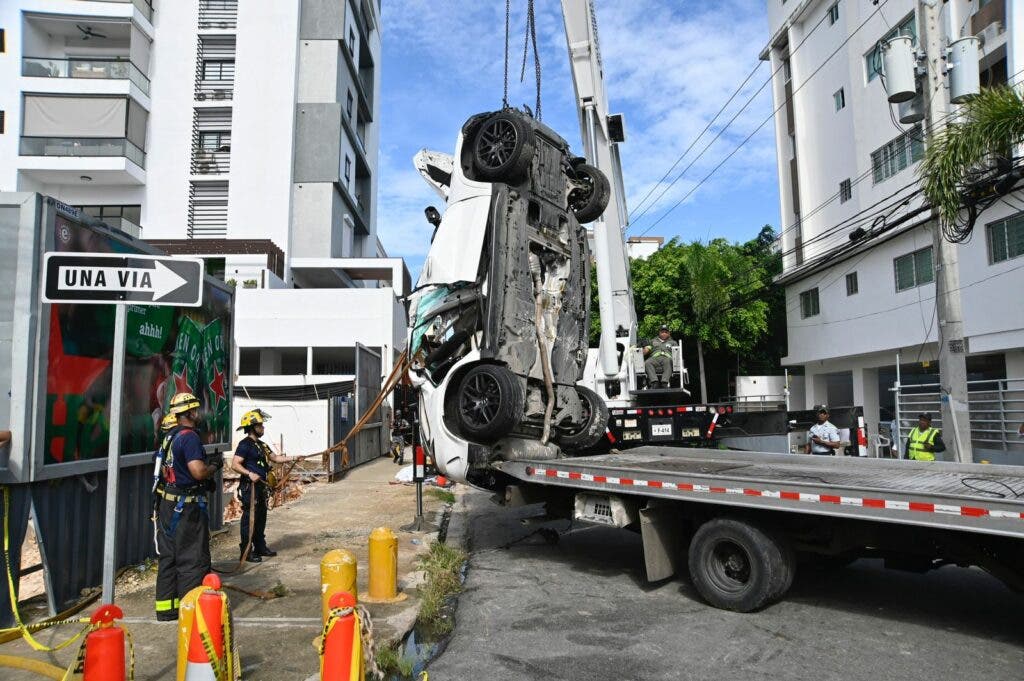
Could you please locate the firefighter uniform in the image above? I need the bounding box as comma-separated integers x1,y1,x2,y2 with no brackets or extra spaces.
645,334,675,388
154,393,213,621
234,435,274,558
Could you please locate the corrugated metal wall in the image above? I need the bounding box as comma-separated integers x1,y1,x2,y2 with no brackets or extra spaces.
0,485,31,628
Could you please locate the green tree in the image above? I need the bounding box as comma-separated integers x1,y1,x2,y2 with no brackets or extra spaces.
921,85,1024,226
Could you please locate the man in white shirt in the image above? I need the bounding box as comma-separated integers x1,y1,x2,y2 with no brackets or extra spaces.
806,407,842,455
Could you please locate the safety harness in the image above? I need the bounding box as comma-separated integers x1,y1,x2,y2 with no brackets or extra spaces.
152,427,208,540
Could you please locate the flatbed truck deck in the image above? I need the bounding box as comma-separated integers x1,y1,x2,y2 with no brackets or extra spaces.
491,447,1024,612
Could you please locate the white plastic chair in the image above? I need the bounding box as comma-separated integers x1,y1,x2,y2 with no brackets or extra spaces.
874,433,892,458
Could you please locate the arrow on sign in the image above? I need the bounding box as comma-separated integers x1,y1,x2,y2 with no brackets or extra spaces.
57,260,189,302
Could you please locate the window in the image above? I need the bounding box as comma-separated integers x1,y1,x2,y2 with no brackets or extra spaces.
346,90,353,119
833,87,845,111
871,125,924,183
828,2,839,25
782,58,791,83
894,246,934,291
839,178,852,203
344,155,351,181
846,272,859,296
800,288,820,318
0,111,4,134
866,13,916,81
0,28,5,53
348,27,356,57
987,212,1024,263
198,131,231,152
202,60,235,81
78,205,142,224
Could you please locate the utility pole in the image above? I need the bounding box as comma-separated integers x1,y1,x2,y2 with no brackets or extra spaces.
919,0,972,463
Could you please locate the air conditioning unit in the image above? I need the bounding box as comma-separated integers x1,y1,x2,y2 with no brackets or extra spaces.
213,91,225,100
197,92,207,101
978,21,1003,48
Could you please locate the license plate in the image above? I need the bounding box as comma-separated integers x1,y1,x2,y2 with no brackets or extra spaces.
623,418,638,428
651,423,673,437
680,427,700,438
622,430,643,441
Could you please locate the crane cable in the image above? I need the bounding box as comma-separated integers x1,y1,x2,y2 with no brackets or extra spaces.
502,0,542,119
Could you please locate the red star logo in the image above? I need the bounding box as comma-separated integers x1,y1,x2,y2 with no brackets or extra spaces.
208,365,226,405
173,366,192,395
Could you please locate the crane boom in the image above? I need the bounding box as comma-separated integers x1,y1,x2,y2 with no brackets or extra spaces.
561,0,637,405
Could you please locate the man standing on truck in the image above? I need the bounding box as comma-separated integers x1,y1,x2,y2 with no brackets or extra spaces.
644,325,675,388
905,413,946,461
806,407,842,455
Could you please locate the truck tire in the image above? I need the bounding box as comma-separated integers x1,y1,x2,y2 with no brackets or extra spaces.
471,111,535,183
568,163,610,224
687,518,794,612
558,386,610,451
453,364,524,444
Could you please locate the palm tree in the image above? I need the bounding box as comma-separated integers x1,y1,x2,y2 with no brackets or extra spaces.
921,85,1024,226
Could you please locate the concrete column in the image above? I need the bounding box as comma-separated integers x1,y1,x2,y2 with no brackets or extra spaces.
1005,350,1024,379
307,347,314,375
852,367,880,439
807,372,828,410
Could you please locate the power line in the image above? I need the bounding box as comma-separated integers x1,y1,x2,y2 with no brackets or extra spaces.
631,0,893,237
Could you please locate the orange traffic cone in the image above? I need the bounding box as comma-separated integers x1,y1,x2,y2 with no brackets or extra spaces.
319,591,363,681
83,604,126,681
177,574,236,681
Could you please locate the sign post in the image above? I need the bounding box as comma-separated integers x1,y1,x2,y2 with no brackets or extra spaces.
42,252,204,605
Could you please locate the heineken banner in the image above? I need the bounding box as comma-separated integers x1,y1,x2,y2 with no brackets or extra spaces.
43,215,233,464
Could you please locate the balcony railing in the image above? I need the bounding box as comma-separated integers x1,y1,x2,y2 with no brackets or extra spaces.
87,0,154,22
23,57,151,95
20,137,146,168
196,83,234,101
100,216,142,238
191,150,231,175
199,0,238,29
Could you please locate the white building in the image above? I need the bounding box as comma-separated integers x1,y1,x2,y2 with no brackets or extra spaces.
762,0,1023,448
1,0,408,447
626,235,664,260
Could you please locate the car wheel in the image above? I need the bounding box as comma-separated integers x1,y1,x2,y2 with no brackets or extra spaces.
453,364,524,444
471,111,536,183
687,518,795,612
568,163,611,223
558,386,610,451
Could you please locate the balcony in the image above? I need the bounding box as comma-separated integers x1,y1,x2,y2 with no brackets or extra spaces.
100,216,142,238
23,57,150,95
198,0,239,29
191,150,231,175
89,0,154,23
20,137,146,167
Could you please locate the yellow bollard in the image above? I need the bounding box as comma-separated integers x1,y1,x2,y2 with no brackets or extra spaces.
363,527,406,603
320,549,358,623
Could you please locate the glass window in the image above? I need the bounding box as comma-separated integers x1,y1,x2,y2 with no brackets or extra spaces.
871,125,924,183
800,288,820,318
834,87,845,111
346,90,353,119
846,272,858,296
894,246,934,291
828,2,840,25
987,212,1024,263
865,13,917,82
344,155,352,181
348,27,356,57
202,60,234,81
198,131,230,152
839,178,852,203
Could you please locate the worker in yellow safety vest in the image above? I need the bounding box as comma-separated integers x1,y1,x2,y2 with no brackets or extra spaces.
643,325,676,388
905,413,946,461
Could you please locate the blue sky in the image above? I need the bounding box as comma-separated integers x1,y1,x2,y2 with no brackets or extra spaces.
377,0,780,278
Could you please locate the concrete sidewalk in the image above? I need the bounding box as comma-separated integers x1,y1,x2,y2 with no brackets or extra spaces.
3,457,451,680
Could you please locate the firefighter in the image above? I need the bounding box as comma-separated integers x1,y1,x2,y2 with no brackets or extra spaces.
643,325,675,388
905,412,946,461
154,392,222,621
231,409,296,562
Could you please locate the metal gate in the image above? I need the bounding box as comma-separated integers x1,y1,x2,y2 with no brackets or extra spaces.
323,345,385,479
894,378,1024,464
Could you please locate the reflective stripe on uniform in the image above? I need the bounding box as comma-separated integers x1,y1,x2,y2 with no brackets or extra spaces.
155,599,176,612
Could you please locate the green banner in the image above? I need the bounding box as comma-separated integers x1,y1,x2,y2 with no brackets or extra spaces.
202,319,230,442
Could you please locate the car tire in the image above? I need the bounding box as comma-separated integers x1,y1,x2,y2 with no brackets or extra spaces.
471,111,536,183
568,163,611,223
687,518,795,612
558,386,610,451
453,364,524,444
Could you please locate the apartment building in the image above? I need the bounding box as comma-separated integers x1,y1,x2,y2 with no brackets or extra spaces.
1,0,408,442
762,0,1022,457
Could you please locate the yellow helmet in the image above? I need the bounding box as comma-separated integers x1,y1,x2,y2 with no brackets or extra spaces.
160,413,178,431
236,409,271,431
168,392,201,415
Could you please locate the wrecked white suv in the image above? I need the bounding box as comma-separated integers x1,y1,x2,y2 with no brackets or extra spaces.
408,108,611,487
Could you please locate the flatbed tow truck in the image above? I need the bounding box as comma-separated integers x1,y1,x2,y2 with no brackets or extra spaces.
409,0,1024,612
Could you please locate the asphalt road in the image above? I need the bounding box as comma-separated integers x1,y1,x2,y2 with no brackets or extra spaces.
428,491,1024,681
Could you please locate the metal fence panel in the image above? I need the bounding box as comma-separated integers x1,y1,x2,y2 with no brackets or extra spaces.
351,344,384,468
0,484,32,628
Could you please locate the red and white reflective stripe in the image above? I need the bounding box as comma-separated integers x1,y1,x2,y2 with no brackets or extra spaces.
413,445,426,481
524,466,1024,521
856,416,869,457
706,412,720,439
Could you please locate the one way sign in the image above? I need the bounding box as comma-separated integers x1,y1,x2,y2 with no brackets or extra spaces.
42,253,205,307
